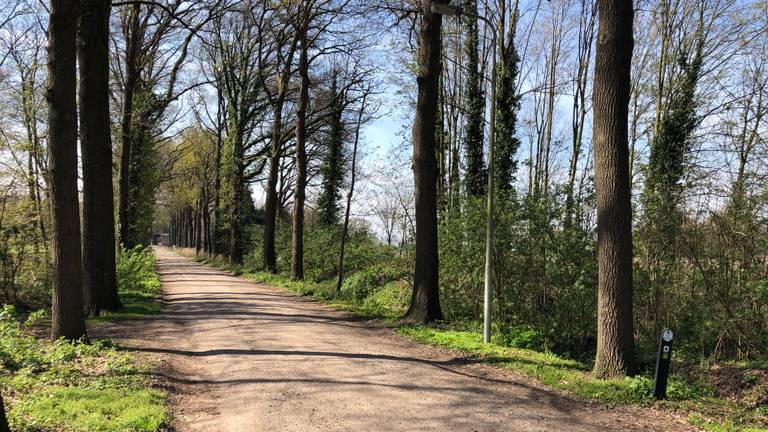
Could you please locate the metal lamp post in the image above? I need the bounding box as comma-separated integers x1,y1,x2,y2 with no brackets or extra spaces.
431,2,497,344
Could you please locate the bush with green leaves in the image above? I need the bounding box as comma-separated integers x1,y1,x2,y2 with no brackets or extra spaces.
117,246,161,299
342,265,406,302
0,215,49,309
439,194,597,358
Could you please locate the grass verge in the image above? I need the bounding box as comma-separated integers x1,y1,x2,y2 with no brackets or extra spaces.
0,306,167,431
2,247,168,431
185,249,768,432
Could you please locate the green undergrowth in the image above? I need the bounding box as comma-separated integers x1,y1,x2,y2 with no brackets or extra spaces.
0,246,168,430
185,250,767,432
0,305,168,431
90,246,163,322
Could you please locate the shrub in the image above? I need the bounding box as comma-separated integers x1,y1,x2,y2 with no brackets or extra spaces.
0,305,43,372
117,246,161,298
342,265,404,302
499,325,542,350
625,375,654,401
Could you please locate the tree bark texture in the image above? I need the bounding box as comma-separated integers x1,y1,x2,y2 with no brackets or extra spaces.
263,37,298,273
291,11,310,281
404,0,446,323
592,0,636,378
228,128,245,264
263,112,282,273
118,3,141,248
47,0,87,340
79,0,122,316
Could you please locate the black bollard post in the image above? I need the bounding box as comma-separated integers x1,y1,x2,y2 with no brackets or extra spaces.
653,328,674,400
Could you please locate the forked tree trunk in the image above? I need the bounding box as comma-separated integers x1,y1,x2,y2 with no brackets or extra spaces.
79,0,122,316
48,0,87,340
592,0,636,379
263,37,298,273
404,0,446,323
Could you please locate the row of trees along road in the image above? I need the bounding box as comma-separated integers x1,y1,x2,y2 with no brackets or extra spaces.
0,2,765,425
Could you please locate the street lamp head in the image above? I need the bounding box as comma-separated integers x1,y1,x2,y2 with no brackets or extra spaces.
430,3,464,17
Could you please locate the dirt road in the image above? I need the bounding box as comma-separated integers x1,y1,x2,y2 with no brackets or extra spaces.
100,248,696,431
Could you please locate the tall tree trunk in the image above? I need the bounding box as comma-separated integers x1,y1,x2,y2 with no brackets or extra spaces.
436,72,447,205
291,13,310,281
79,0,122,316
463,0,486,197
118,3,141,248
212,87,224,255
20,62,49,248
228,129,245,264
169,212,175,247
263,37,298,273
195,196,203,255
336,91,368,292
494,0,521,192
187,207,194,248
181,209,187,247
628,86,640,183
202,187,211,254
592,0,636,379
0,390,9,432
404,0,445,323
541,10,562,197
564,2,595,229
47,0,87,340
263,116,282,273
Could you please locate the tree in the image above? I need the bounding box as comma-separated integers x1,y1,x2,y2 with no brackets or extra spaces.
117,1,223,249
47,0,87,340
202,2,273,262
290,1,312,280
640,3,705,332
494,0,521,192
564,0,596,228
5,27,49,253
336,87,369,291
404,0,445,323
0,390,8,432
316,71,346,226
79,0,122,315
592,0,635,378
289,0,356,279
263,17,299,272
462,0,486,197
117,2,141,248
